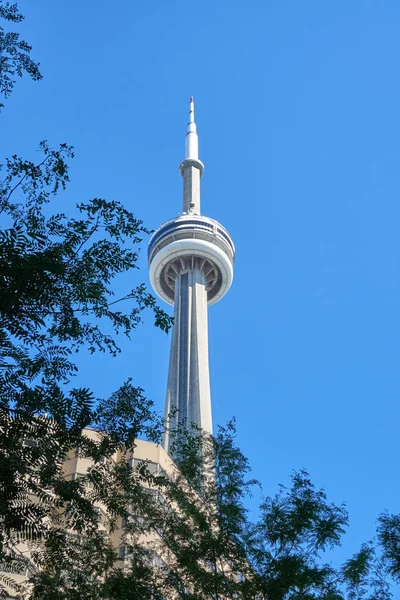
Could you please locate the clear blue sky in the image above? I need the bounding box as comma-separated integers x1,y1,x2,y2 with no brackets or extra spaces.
2,0,400,567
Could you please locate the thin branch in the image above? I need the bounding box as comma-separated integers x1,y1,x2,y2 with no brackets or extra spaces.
66,212,101,264
4,154,52,206
49,293,138,316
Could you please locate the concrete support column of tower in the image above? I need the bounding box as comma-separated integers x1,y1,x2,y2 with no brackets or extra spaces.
188,270,212,434
162,268,212,455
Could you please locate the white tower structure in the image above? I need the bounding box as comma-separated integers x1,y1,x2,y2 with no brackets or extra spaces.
148,99,235,456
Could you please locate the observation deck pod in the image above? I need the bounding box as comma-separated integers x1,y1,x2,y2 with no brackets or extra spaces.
148,215,235,306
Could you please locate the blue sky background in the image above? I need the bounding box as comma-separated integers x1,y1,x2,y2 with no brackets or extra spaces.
2,0,400,568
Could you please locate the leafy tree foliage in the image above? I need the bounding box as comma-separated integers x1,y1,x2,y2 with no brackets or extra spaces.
151,428,392,600
19,423,259,599
0,140,172,597
378,512,400,585
0,1,42,107
249,472,391,600
19,418,394,600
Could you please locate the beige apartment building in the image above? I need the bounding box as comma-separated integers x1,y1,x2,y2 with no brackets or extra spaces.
0,431,174,598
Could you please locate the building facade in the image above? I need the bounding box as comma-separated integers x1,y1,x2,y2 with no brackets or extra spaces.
0,433,176,599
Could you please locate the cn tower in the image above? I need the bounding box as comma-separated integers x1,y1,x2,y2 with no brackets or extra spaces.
148,99,235,456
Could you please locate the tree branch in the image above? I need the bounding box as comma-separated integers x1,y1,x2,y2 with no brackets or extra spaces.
4,154,52,206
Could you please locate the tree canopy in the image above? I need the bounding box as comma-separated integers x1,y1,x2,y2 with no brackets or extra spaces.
0,137,173,597
0,1,42,108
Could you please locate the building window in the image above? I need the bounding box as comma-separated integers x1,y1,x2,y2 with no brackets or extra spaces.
121,515,129,529
153,553,166,568
23,439,38,448
131,459,160,475
118,546,126,560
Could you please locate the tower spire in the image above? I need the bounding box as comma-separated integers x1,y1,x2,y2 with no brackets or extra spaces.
185,97,198,159
180,97,204,215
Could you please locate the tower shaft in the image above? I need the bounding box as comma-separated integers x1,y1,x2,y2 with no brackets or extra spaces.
163,269,212,453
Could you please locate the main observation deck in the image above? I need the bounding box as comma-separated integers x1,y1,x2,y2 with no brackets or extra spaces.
148,214,235,306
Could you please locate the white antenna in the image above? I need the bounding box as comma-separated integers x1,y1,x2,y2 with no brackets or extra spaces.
185,96,198,159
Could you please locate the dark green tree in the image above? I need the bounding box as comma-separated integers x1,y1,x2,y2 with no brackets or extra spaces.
0,4,174,595
30,420,389,600
0,140,172,597
0,1,42,107
377,512,400,587
249,471,391,600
